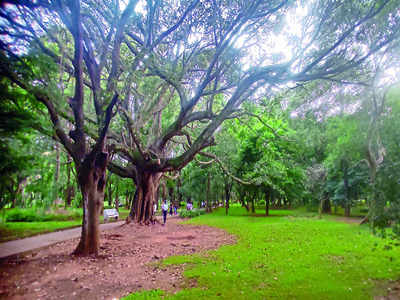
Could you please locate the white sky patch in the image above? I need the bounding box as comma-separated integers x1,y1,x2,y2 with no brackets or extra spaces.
134,0,147,15
234,2,309,71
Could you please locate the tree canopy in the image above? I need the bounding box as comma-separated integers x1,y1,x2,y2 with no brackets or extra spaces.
1,0,400,250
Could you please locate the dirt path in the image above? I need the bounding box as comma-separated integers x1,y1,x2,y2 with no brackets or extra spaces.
334,216,364,224
0,219,235,299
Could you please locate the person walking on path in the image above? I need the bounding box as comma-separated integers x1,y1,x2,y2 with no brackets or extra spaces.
162,200,169,225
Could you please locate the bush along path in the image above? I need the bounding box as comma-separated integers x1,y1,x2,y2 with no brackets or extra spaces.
0,208,131,242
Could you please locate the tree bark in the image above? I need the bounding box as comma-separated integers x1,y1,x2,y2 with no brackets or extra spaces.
125,192,130,209
127,171,161,224
53,141,60,205
251,193,255,213
321,196,331,213
128,187,137,220
224,180,232,215
73,149,108,256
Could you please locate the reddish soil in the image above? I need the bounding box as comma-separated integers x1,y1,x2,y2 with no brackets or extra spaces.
375,281,400,300
0,218,235,300
334,216,365,224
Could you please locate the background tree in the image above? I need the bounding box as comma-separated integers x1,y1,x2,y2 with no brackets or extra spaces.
0,81,36,210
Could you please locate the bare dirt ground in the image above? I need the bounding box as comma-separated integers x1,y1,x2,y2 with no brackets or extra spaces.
375,280,400,300
334,216,365,224
0,218,235,300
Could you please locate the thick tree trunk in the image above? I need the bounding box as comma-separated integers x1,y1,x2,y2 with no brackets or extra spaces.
251,193,255,213
127,171,161,224
73,150,108,256
129,190,135,210
128,187,137,220
269,190,274,208
224,181,232,215
344,204,351,218
53,141,60,205
65,186,74,207
321,197,331,213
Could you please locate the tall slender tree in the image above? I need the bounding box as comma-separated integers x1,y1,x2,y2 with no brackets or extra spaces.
0,0,122,256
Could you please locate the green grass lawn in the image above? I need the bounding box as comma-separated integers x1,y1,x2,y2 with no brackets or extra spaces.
125,207,400,300
0,220,82,242
0,208,130,242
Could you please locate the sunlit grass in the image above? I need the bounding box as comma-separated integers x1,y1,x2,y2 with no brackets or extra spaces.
125,207,400,300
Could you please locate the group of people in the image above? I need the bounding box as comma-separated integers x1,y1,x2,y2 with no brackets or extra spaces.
154,200,178,225
155,200,196,225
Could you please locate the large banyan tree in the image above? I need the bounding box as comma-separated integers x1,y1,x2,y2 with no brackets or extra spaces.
105,0,400,223
1,0,399,249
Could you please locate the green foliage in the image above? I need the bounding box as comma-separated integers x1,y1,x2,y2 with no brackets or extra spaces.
5,208,83,222
122,289,165,300
230,104,306,206
0,80,37,209
179,208,206,218
0,220,81,242
369,85,400,235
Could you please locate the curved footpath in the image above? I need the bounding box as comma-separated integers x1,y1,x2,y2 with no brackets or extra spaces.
0,221,124,259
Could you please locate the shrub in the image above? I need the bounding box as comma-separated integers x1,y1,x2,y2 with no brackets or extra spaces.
6,208,83,222
6,208,39,222
179,208,206,218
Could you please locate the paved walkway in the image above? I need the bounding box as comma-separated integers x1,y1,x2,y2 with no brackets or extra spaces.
0,221,124,259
